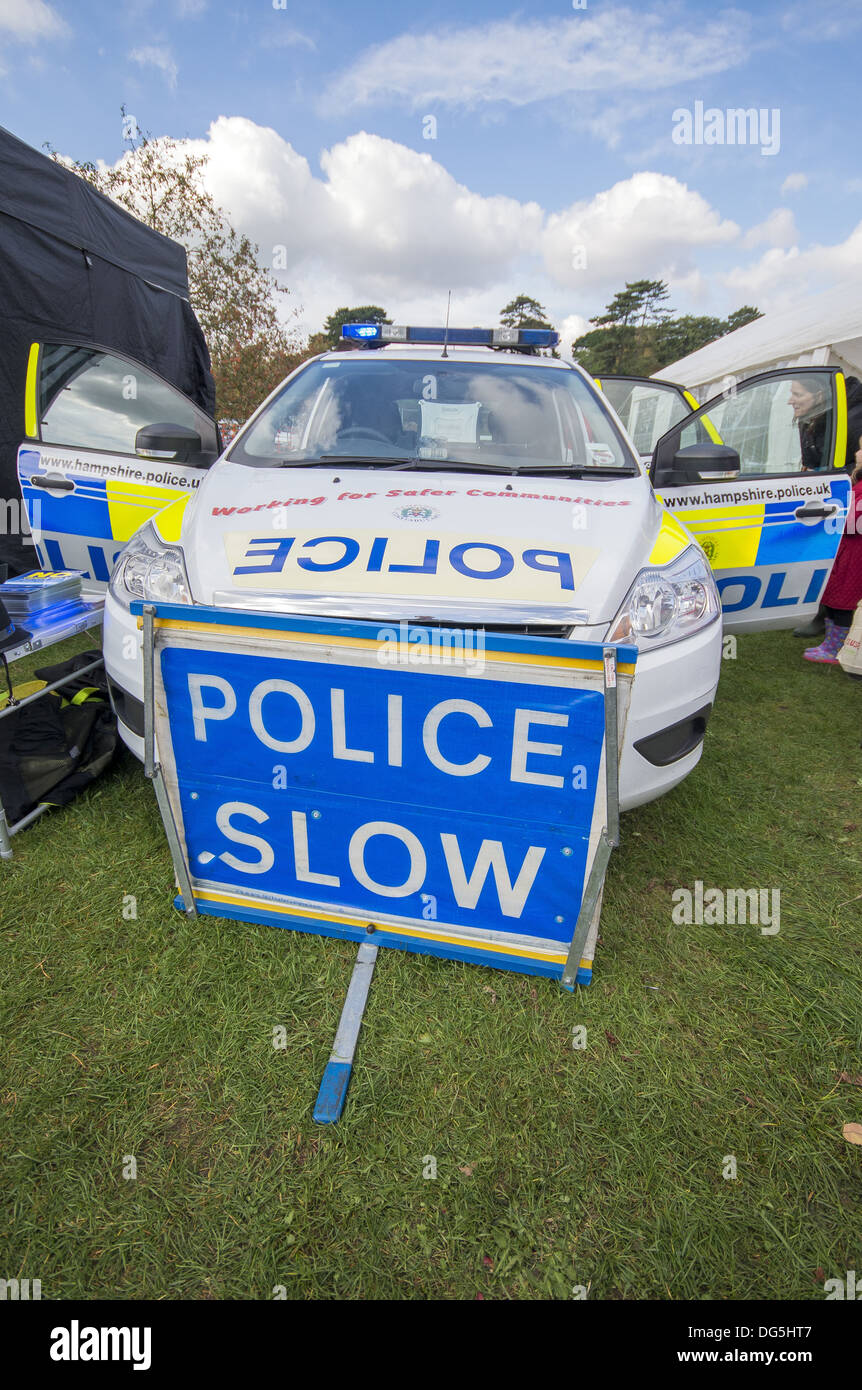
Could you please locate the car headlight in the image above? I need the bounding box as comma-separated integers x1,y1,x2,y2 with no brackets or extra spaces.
109,521,191,607
608,545,720,650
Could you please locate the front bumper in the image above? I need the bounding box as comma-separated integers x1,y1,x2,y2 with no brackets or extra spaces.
102,591,722,812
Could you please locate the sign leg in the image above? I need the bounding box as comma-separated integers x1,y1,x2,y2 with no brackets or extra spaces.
313,941,378,1125
561,831,613,990
142,603,197,916
560,647,623,990
0,803,12,860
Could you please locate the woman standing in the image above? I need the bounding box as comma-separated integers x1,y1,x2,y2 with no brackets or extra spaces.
804,447,862,664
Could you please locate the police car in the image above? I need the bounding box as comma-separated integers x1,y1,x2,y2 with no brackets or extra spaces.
17,326,852,810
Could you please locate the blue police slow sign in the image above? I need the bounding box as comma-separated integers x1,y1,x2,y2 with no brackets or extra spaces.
143,605,636,984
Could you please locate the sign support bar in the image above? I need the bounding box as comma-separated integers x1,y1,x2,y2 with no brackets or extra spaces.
313,941,379,1124
561,832,612,989
560,647,622,989
142,604,198,917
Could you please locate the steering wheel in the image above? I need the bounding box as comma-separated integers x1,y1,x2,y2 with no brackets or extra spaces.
335,427,393,445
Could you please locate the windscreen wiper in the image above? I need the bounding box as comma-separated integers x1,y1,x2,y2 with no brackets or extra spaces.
287,456,638,478
388,458,518,474
389,459,639,477
311,456,519,474
294,456,414,467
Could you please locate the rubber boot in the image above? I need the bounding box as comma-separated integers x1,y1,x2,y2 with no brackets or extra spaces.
803,618,850,664
794,605,825,637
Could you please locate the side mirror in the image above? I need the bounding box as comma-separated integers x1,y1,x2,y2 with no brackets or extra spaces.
135,422,204,464
653,442,740,487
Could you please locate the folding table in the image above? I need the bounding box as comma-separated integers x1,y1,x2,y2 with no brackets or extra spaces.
0,599,105,860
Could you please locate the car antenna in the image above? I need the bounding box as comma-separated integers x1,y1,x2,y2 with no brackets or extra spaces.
441,290,452,359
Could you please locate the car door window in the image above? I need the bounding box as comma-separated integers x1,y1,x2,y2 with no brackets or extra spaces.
600,378,699,455
38,343,217,458
658,372,836,476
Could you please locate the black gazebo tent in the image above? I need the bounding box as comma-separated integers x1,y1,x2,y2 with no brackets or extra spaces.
0,124,215,571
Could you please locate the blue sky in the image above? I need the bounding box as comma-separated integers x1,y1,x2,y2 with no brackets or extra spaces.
2,0,861,353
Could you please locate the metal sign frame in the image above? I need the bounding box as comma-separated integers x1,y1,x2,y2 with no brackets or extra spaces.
139,601,634,1120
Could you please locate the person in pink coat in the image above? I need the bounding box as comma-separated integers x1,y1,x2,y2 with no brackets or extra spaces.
804,450,862,664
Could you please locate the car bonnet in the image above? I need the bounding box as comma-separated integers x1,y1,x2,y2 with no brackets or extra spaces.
168,462,662,628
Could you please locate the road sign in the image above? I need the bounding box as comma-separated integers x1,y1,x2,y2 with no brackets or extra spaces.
140,603,635,981
138,603,636,1119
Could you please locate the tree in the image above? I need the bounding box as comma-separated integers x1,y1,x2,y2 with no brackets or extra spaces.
570,324,638,375
571,280,763,376
634,279,672,327
572,280,672,373
724,305,763,334
591,279,671,330
653,305,763,369
321,305,391,350
306,331,332,357
208,340,305,425
51,118,303,421
652,315,728,366
500,294,553,330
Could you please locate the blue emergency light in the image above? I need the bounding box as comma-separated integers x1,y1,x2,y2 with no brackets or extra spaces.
340,323,559,349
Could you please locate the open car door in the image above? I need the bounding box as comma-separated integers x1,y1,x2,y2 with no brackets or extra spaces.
596,375,703,460
650,367,852,632
16,341,219,590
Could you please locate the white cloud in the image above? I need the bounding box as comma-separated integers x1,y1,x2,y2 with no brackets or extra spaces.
558,313,592,355
89,117,861,342
741,207,798,249
177,0,206,15
195,118,544,294
329,8,753,110
542,172,739,290
130,44,178,91
189,125,745,340
0,0,67,40
780,172,808,195
660,269,712,307
722,221,862,306
270,26,315,50
781,1,862,40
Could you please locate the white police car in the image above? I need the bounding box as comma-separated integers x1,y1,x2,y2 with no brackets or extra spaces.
96,324,720,810
19,326,852,810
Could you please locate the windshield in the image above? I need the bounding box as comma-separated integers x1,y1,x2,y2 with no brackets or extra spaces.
229,356,637,473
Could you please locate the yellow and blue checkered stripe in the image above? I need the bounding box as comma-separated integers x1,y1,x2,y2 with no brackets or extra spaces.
138,603,638,678
666,477,848,570
18,449,190,549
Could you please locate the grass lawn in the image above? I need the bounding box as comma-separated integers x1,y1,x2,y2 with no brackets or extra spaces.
1,628,860,1300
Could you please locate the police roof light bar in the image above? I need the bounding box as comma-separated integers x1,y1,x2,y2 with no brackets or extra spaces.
340,323,560,349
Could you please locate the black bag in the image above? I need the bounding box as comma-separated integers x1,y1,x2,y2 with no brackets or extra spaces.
0,650,118,824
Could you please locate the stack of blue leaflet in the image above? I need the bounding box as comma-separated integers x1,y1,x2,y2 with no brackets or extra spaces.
0,570,84,616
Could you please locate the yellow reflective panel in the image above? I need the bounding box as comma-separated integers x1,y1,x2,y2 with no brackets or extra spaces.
150,493,190,543
834,372,847,470
684,391,723,445
25,342,40,438
105,480,187,542
649,511,693,566
668,503,764,569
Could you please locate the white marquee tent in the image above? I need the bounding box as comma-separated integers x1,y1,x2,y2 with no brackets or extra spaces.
655,283,862,400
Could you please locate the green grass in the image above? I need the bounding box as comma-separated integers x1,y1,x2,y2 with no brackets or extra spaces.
1,629,860,1300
